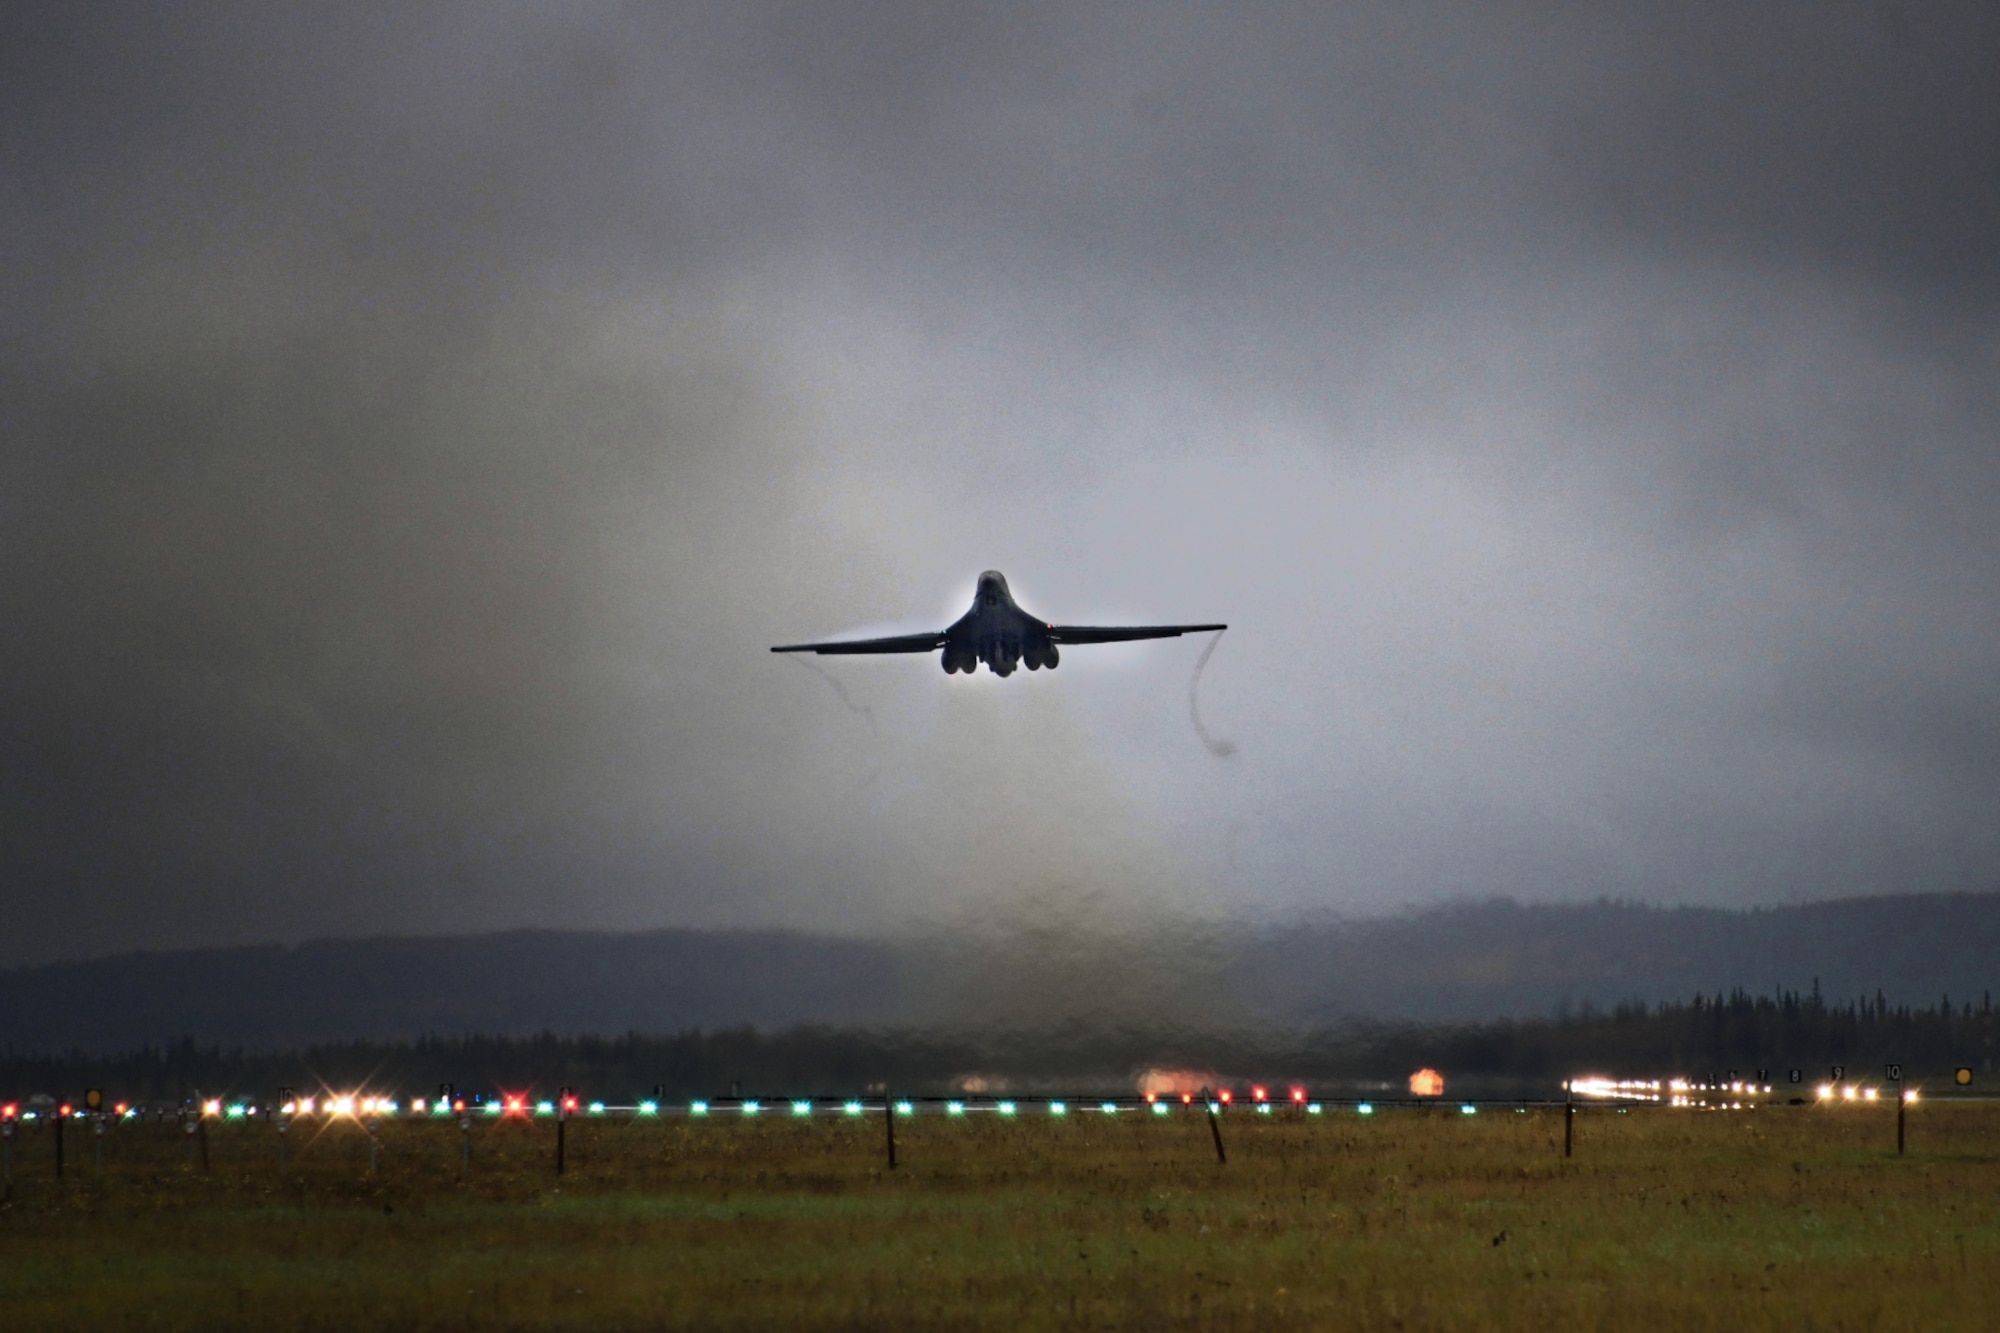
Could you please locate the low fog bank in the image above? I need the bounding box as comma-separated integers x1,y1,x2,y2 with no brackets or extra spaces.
4,894,1996,1056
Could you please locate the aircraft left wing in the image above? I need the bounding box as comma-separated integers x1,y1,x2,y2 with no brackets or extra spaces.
771,632,947,655
1045,623,1226,644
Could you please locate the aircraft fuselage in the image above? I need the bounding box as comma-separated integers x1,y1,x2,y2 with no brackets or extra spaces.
942,570,1056,676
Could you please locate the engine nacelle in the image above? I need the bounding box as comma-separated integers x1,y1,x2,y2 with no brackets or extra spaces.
1024,640,1060,671
941,644,976,674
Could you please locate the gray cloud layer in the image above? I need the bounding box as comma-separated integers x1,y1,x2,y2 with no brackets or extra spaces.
3,2,1997,966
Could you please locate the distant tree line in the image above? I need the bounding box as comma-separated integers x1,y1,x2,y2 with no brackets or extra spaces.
2,986,1992,1103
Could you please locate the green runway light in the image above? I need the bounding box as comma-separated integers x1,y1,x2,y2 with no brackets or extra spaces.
226,1105,246,1119
638,1101,658,1115
1099,1102,1118,1114
588,1102,605,1115
1256,1104,1271,1115
484,1103,502,1116
742,1100,761,1116
1357,1104,1374,1115
1152,1102,1170,1115
792,1101,813,1117
843,1101,863,1116
536,1102,554,1116
1049,1102,1067,1116
432,1103,450,1116
690,1101,709,1116
946,1101,965,1115
895,1101,914,1116
1307,1104,1323,1114
997,1101,1016,1115
1460,1104,1477,1115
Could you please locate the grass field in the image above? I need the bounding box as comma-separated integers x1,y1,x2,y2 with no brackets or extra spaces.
2,1101,1996,1329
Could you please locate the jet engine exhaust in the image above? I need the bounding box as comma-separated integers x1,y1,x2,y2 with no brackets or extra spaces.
1188,630,1236,758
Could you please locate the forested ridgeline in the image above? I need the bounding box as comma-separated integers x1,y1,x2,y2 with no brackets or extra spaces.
3,987,1993,1102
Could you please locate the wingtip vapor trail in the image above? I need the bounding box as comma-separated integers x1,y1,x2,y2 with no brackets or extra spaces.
1189,630,1236,758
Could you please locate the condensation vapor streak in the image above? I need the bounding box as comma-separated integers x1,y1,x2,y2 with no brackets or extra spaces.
785,655,878,735
1188,631,1236,758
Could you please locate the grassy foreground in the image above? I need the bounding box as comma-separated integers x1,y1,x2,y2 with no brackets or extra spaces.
2,1102,1996,1329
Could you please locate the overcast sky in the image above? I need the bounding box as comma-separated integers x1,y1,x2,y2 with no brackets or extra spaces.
3,2,1997,968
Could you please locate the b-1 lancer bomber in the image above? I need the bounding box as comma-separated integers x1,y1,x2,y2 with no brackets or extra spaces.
772,570,1225,677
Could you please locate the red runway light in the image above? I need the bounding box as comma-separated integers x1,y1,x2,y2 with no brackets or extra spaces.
1252,1086,1267,1102
60,1104,74,1116
1218,1090,1233,1104
1291,1087,1306,1103
1,1104,15,1119
1144,1091,1157,1104
504,1096,526,1115
1181,1093,1192,1104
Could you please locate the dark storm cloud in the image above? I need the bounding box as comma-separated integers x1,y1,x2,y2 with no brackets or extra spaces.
2,2,1997,968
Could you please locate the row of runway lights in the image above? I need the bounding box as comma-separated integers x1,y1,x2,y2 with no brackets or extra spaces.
4,1088,1455,1122
1,1094,1925,1123
2,1080,1922,1124
1567,1077,1919,1107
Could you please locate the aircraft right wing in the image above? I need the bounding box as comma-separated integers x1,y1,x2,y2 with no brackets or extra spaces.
770,632,947,655
1045,623,1226,644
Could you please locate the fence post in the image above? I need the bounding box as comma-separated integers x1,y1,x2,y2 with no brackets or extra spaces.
1564,1081,1574,1159
1202,1088,1227,1165
884,1091,897,1171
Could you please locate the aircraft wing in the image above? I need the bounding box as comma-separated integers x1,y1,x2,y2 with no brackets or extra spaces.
770,632,947,655
1045,623,1226,644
